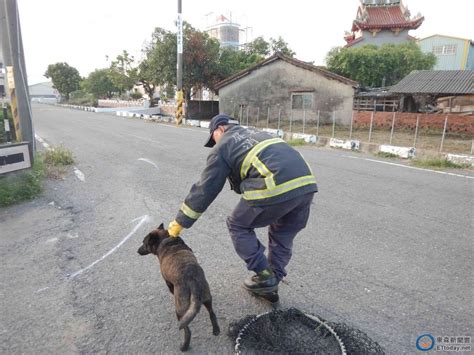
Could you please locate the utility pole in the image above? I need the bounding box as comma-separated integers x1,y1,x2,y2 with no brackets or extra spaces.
175,0,183,125
0,0,35,160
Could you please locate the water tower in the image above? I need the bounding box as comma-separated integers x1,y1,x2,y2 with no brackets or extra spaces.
205,14,240,48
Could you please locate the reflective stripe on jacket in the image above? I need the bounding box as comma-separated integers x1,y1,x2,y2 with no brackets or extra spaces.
175,126,317,228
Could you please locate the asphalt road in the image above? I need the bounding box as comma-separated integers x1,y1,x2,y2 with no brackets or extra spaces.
1,103,472,354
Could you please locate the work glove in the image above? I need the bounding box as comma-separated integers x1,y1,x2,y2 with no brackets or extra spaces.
168,220,184,238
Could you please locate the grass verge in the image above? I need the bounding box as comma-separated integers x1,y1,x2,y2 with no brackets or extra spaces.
411,157,470,169
0,146,75,207
0,154,45,207
286,139,307,146
376,151,399,158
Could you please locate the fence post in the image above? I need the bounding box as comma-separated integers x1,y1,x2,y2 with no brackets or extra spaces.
389,111,396,145
440,115,448,152
246,106,249,126
256,107,260,128
303,109,306,134
267,107,270,128
413,114,420,148
332,110,336,138
349,111,354,140
289,109,293,133
368,111,374,143
471,140,473,155
316,110,320,137
239,105,243,122
278,108,281,130
232,103,236,117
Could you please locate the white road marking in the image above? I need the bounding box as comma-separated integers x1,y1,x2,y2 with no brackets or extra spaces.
138,158,159,171
34,133,50,149
342,155,474,179
68,215,151,280
35,287,50,294
73,167,85,182
46,238,58,243
67,232,79,239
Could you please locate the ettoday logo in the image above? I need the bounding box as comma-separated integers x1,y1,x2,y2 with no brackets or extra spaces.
416,334,435,351
416,333,472,352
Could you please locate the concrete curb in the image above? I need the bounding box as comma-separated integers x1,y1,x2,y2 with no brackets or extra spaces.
290,133,318,144
379,145,416,159
329,138,360,151
446,153,474,166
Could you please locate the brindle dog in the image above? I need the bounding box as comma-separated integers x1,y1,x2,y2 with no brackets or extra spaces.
137,224,220,351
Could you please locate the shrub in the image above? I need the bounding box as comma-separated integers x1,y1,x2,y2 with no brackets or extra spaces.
130,91,143,100
68,90,98,107
44,146,74,166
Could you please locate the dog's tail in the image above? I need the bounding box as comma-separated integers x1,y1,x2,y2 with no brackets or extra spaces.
179,283,202,330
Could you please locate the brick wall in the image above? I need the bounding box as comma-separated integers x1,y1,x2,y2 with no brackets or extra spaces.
353,111,474,134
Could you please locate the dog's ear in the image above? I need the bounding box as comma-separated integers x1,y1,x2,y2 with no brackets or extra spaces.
158,223,164,230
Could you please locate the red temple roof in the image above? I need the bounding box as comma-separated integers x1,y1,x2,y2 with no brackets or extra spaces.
352,5,424,31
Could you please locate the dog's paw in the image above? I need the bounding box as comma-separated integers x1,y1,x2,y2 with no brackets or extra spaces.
180,343,190,352
213,326,221,336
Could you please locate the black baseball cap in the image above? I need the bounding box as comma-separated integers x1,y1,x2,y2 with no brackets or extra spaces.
204,114,239,148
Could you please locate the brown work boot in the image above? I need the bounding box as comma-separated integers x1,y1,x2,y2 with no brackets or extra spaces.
243,268,279,295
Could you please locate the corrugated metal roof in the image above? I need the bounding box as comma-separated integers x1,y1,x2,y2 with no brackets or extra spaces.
389,70,474,94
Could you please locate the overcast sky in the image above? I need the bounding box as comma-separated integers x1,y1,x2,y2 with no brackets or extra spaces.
16,0,473,85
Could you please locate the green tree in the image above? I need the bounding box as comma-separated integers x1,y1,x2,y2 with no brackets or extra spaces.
217,36,295,83
136,58,157,105
44,62,82,101
246,36,270,57
326,42,436,87
138,26,295,98
82,68,117,99
108,50,137,95
139,27,177,101
182,23,221,97
140,23,221,99
269,36,295,57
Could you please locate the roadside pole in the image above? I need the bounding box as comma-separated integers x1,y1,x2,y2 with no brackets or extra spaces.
1,0,35,160
440,116,448,152
316,110,320,137
413,115,420,148
332,110,335,138
175,0,183,125
349,111,354,140
266,107,270,128
368,111,374,143
389,110,396,145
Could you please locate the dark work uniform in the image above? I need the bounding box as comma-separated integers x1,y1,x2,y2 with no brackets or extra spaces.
175,125,317,281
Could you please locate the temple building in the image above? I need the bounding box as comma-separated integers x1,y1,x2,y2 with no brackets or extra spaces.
344,0,424,48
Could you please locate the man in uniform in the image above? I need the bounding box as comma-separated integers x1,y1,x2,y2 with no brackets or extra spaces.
167,114,317,300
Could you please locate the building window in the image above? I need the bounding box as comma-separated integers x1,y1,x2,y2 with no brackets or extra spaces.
291,93,313,110
432,44,457,56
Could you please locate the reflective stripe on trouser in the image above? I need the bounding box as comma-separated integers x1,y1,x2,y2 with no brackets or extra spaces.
226,193,314,281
